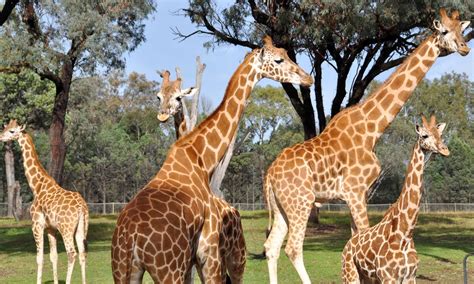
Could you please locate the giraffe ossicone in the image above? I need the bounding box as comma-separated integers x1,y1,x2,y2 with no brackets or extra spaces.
0,120,89,284
263,8,469,284
341,114,449,283
111,35,313,283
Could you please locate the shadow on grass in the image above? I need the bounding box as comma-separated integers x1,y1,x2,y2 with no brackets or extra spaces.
0,219,117,255
240,211,268,220
45,280,66,284
417,274,437,281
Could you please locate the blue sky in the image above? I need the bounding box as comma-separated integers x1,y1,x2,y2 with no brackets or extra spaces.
125,0,474,113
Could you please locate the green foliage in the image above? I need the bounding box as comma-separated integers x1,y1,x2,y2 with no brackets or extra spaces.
0,1,156,74
0,71,54,128
373,73,473,204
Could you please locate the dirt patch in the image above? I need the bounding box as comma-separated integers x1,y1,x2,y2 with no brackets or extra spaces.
305,224,338,236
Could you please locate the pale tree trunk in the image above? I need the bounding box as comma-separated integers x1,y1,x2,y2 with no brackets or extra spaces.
12,181,22,221
4,141,17,218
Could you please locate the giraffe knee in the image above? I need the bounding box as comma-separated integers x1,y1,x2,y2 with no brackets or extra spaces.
67,251,77,263
284,246,299,261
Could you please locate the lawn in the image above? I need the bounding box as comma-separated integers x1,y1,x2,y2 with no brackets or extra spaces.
0,211,473,283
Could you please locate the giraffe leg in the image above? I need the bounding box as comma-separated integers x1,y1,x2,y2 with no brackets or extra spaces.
129,256,144,284
61,229,77,284
264,209,288,284
284,202,312,284
347,192,370,234
75,214,87,284
32,218,45,284
47,229,59,284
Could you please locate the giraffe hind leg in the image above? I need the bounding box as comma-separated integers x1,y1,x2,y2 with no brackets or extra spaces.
60,228,77,284
75,213,87,284
284,201,313,284
264,209,288,284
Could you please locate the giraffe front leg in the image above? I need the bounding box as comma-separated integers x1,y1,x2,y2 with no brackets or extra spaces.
32,218,45,284
199,233,225,283
47,229,58,284
347,190,370,234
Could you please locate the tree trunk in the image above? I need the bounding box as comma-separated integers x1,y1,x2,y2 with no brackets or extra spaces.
48,64,72,185
4,141,16,218
12,181,22,221
313,58,326,133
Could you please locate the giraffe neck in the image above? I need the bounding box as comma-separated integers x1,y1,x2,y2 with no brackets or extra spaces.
17,132,55,196
391,141,425,237
361,35,440,144
160,51,261,179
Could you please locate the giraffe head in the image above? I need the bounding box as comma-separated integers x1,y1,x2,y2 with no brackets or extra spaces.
433,8,471,56
0,120,25,142
254,35,313,87
156,69,198,122
415,115,449,156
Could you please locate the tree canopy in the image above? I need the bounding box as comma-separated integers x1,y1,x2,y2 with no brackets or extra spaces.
0,0,156,184
180,0,474,137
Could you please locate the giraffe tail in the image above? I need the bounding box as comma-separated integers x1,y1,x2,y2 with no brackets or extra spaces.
83,209,89,253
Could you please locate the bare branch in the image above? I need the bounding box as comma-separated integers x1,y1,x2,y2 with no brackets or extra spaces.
189,56,206,129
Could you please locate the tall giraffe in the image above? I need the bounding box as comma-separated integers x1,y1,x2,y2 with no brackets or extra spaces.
0,120,89,284
156,67,247,282
263,9,470,283
111,35,313,283
342,115,449,283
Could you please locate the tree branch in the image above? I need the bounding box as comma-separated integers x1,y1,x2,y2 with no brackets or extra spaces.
181,7,258,49
0,0,19,26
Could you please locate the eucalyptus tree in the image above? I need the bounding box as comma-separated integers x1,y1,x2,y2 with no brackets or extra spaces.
0,0,155,184
180,0,473,137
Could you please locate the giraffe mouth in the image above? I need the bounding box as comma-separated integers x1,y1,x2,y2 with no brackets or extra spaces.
157,113,170,122
458,46,470,56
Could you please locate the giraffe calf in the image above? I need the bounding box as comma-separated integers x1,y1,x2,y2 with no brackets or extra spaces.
341,115,449,283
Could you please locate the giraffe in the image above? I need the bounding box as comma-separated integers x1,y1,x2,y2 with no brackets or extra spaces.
111,35,313,283
156,67,247,283
156,68,198,138
263,8,470,283
0,120,89,284
341,115,449,283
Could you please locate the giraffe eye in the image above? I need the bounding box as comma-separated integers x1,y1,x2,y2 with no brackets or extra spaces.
9,130,14,133
422,134,429,139
441,30,448,36
274,59,284,64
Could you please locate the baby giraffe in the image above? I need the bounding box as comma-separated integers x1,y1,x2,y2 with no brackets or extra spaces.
341,115,449,283
0,120,89,284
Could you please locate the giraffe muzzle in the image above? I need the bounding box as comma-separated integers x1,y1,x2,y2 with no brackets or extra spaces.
157,113,170,122
458,45,470,56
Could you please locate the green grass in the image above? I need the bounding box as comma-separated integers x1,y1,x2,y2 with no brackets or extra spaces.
0,211,473,283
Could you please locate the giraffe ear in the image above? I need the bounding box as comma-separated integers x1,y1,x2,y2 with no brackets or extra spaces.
436,123,446,133
20,125,26,131
181,87,198,98
433,20,445,32
258,48,265,63
460,21,471,31
415,124,421,135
